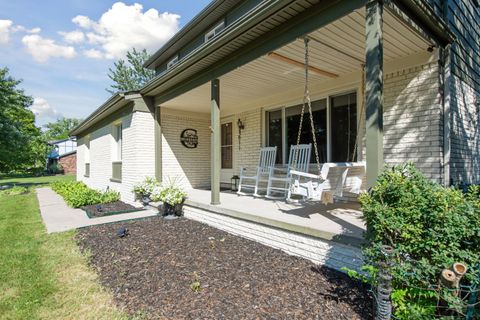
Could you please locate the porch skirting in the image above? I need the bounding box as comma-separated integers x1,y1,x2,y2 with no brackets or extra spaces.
183,205,363,272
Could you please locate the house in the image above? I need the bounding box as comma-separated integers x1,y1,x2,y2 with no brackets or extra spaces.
71,0,480,271
47,138,77,174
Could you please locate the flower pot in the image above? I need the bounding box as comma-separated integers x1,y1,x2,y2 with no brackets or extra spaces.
163,202,184,217
141,195,151,206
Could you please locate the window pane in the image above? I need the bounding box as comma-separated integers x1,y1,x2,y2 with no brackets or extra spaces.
221,146,233,168
285,99,327,163
267,110,282,164
221,123,232,169
221,123,232,145
330,92,357,162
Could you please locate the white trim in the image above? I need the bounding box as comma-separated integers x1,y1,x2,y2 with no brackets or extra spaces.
205,21,225,42
167,55,179,70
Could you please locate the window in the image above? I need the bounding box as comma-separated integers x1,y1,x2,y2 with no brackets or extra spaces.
330,93,357,162
221,122,233,169
267,110,283,164
84,136,90,177
265,92,357,164
205,21,225,42
84,136,90,163
113,123,122,161
167,55,179,70
285,99,327,163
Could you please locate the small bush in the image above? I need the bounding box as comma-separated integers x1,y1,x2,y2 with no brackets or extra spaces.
0,186,29,196
51,181,119,208
359,163,480,319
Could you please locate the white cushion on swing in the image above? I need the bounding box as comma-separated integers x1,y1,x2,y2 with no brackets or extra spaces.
289,162,366,203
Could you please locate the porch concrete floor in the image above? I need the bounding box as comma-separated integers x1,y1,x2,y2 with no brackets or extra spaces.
185,189,365,244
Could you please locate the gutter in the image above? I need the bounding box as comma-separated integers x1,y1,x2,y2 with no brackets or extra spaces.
141,0,295,96
395,0,455,46
144,0,227,69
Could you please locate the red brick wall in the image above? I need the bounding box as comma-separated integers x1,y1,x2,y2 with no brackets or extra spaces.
59,152,77,174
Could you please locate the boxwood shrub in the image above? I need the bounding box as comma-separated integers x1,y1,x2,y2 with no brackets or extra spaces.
51,181,119,208
359,163,480,319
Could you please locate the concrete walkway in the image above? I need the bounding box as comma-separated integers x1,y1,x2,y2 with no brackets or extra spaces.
36,187,158,233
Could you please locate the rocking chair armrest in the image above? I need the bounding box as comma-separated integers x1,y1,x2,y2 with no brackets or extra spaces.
289,170,323,180
269,166,288,174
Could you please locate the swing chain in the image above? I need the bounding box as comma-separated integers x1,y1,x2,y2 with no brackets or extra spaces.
294,37,322,176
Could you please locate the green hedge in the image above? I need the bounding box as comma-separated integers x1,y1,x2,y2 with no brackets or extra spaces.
51,181,119,208
358,163,480,319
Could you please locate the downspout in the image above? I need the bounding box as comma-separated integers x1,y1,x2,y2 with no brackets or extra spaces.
441,44,451,186
441,0,451,186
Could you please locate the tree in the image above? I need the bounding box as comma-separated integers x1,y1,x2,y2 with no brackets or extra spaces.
43,118,82,142
107,48,155,94
0,67,44,172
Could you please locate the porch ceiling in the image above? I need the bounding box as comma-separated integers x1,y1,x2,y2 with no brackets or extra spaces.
162,7,432,115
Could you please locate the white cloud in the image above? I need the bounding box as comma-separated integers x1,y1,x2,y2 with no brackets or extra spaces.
22,34,76,63
59,30,85,43
30,97,62,121
0,20,13,44
83,48,103,59
72,2,180,59
72,15,94,29
13,25,41,34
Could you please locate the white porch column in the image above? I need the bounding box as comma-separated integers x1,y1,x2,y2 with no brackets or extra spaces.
211,79,221,205
365,0,384,188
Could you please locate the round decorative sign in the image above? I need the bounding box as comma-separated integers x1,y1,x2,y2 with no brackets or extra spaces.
180,129,198,148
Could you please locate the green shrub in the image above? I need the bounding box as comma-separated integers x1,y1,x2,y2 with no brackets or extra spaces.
359,163,480,319
0,186,29,196
51,181,119,208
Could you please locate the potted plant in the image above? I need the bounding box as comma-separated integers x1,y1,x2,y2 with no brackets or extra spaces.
132,177,160,206
158,183,187,217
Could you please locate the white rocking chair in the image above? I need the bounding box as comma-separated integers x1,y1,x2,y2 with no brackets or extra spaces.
290,162,366,203
237,146,277,196
266,144,312,199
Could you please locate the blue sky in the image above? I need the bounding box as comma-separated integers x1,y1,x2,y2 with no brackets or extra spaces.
0,0,211,125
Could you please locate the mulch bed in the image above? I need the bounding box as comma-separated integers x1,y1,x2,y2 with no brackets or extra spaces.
76,216,374,319
81,201,144,218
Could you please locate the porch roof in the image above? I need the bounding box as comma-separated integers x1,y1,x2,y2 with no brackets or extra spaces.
160,8,434,115
141,0,452,103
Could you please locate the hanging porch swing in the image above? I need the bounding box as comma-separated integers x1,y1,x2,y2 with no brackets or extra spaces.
287,38,366,203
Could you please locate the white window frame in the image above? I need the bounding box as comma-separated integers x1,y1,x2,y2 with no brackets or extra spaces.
204,21,225,42
263,88,361,164
167,55,179,70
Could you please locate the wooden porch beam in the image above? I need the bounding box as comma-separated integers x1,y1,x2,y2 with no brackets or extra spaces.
365,0,384,188
211,79,221,205
267,52,339,78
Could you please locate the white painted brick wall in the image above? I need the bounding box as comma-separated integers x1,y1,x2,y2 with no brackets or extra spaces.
184,206,363,272
161,110,211,189
77,111,155,203
450,75,480,185
232,109,263,171
360,62,444,183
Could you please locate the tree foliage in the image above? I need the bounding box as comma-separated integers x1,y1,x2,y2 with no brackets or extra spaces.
42,117,82,142
106,48,155,94
0,67,44,172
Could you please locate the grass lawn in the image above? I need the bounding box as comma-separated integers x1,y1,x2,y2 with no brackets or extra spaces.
0,175,127,319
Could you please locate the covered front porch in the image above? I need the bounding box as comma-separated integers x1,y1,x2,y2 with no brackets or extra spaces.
146,0,450,261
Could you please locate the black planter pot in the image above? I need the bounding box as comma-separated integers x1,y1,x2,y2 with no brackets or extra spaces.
141,195,151,206
162,202,184,217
